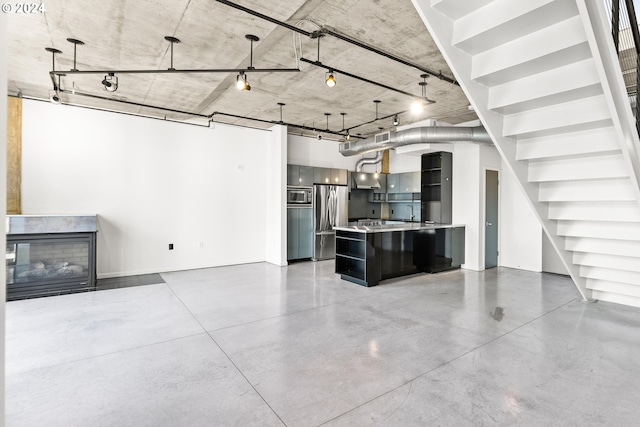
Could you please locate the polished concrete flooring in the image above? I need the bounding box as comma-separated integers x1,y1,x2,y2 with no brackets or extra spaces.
6,261,640,426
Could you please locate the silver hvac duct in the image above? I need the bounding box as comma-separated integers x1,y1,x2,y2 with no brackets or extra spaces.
355,151,383,172
339,126,491,156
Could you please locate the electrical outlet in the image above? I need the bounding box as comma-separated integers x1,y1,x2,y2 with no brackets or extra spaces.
169,243,174,250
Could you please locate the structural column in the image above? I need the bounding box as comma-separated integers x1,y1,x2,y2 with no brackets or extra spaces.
7,96,21,214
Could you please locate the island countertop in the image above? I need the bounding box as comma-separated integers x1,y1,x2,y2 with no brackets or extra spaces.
335,224,465,287
333,223,465,234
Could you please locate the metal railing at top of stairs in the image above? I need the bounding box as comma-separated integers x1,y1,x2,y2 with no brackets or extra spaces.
605,0,640,132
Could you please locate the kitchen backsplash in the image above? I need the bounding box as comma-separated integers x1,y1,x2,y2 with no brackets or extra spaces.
348,189,421,222
388,201,421,222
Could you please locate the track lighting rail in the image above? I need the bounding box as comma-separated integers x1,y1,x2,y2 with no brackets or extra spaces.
316,27,459,86
50,68,299,76
57,88,211,118
299,57,435,102
213,0,457,85
213,0,313,37
345,110,408,133
54,87,367,138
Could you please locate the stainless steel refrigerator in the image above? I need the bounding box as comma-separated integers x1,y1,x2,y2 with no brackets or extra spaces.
313,184,349,260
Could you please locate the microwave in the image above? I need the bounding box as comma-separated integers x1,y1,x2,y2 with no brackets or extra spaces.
287,187,312,205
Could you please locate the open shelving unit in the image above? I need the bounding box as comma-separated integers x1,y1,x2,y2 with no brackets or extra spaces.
421,152,452,224
335,231,372,286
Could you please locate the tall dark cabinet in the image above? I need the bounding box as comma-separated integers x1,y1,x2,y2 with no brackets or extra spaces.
421,152,452,224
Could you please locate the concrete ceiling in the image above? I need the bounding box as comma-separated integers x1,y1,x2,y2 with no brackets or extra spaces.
7,0,477,139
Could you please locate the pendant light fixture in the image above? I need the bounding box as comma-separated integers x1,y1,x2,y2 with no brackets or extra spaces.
324,112,331,130
393,115,399,126
411,74,431,114
314,33,336,88
374,99,381,119
236,34,259,91
164,36,180,71
102,73,118,92
325,70,336,87
66,38,84,72
49,89,61,104
45,46,63,103
236,71,250,91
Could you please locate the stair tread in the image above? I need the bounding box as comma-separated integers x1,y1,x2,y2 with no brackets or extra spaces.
472,15,590,86
540,179,636,202
454,0,579,55
549,205,640,222
558,220,640,241
529,153,628,182
587,278,640,296
489,59,602,114
503,95,612,138
431,0,494,20
590,289,640,307
517,127,620,161
574,252,640,273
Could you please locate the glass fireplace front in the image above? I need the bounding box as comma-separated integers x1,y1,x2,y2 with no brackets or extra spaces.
6,233,97,300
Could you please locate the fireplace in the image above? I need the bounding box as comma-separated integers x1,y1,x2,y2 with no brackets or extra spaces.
6,215,97,300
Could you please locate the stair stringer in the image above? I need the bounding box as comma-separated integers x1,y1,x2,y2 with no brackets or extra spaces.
577,0,640,203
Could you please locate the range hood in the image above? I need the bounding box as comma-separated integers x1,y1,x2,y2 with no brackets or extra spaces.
351,172,381,189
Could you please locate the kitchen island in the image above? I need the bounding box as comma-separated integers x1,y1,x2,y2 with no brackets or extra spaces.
334,223,465,287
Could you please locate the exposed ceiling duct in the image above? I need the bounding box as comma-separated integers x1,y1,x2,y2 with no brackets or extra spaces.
351,152,384,189
339,126,492,156
355,151,383,172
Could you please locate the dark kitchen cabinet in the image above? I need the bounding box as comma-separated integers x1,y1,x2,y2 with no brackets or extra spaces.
421,152,452,224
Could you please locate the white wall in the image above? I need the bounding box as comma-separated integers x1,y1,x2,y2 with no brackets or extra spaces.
1,11,8,422
22,100,275,278
542,232,569,275
390,117,545,273
452,144,481,269
288,134,359,170
388,149,422,173
265,124,287,266
389,118,511,272
499,158,542,271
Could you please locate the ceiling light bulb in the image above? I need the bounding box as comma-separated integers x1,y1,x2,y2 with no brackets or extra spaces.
325,72,336,88
393,115,399,126
236,73,250,91
346,132,351,141
102,73,118,92
411,99,424,114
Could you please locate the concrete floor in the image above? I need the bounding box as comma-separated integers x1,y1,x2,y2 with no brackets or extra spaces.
6,261,640,426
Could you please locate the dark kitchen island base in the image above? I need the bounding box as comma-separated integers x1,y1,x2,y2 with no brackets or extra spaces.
335,224,465,287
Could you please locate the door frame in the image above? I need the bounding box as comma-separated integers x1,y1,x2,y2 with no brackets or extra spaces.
482,167,500,270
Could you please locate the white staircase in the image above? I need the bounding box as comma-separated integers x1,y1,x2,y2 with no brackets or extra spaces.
413,0,640,307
